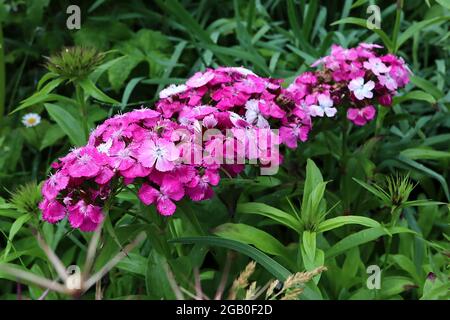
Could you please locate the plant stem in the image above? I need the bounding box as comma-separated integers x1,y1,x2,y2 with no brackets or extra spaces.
383,206,401,266
392,0,404,53
0,23,4,120
75,84,89,141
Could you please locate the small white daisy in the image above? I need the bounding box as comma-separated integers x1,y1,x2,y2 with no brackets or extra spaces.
22,113,41,128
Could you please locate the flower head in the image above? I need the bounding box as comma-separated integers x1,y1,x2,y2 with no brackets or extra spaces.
22,113,41,128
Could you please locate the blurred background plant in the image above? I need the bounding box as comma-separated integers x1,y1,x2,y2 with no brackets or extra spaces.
0,0,448,300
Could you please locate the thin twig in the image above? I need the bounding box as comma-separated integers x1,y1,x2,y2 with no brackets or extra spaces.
0,265,68,294
83,224,103,280
214,251,234,300
84,232,146,291
95,280,103,300
163,261,184,300
193,267,203,300
38,288,51,300
34,231,68,282
179,286,200,300
16,282,22,300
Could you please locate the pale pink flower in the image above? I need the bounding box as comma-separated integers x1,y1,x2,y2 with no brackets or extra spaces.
138,138,179,172
186,70,215,88
245,99,269,128
363,57,390,76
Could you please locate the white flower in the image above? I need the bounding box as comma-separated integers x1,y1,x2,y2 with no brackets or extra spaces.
219,66,256,76
22,113,41,127
309,94,337,117
245,99,269,128
348,77,375,100
159,84,188,99
363,57,390,76
97,139,113,154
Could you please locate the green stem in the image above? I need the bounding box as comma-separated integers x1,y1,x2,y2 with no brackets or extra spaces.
392,0,403,53
75,84,89,142
383,206,401,266
0,23,5,120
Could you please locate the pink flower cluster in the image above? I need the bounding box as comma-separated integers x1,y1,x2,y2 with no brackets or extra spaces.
286,43,411,126
39,44,410,231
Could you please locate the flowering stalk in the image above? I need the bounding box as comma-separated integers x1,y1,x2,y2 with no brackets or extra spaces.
75,85,89,140
39,44,411,232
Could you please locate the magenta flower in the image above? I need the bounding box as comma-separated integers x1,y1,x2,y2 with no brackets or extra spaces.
39,199,66,223
280,123,310,149
138,177,184,216
68,200,104,232
258,99,286,119
42,171,69,200
186,170,220,201
67,147,108,178
347,106,376,126
234,75,266,94
39,46,411,232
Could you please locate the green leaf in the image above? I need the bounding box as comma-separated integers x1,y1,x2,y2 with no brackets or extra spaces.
352,177,390,204
154,0,233,66
380,276,415,298
236,202,302,233
170,236,291,281
326,227,416,259
145,250,176,299
317,216,381,233
44,103,86,146
214,223,290,260
410,76,444,100
116,252,147,276
397,155,450,201
331,17,393,51
421,277,449,300
301,231,316,270
121,77,145,109
389,254,421,284
78,78,119,105
401,200,445,208
89,55,126,84
11,78,64,114
396,16,450,50
3,213,32,259
393,90,436,105
301,159,325,225
401,148,450,160
436,0,450,9
40,125,65,150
